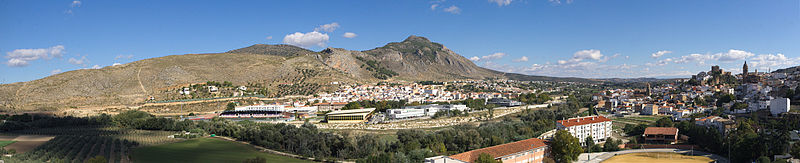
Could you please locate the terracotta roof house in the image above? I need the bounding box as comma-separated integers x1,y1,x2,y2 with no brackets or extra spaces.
643,127,679,144
427,138,549,163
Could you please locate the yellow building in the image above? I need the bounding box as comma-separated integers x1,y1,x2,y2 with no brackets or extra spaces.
325,108,376,123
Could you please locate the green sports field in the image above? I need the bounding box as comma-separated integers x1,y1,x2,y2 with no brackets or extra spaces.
131,138,314,163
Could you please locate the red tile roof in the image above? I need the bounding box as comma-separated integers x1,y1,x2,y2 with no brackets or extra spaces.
556,116,611,127
644,127,679,135
449,138,547,163
313,102,348,106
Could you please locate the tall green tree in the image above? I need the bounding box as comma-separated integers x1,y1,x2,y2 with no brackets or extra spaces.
603,138,621,152
226,102,237,111
475,153,501,163
551,130,583,163
654,117,674,127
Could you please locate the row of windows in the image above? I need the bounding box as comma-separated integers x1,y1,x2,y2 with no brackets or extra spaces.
327,115,366,121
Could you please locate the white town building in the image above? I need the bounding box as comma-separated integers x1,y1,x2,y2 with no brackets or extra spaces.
556,115,613,146
770,97,790,116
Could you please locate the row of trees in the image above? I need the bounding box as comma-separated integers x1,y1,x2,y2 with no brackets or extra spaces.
516,93,552,104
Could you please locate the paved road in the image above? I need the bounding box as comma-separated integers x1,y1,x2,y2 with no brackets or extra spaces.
576,148,729,163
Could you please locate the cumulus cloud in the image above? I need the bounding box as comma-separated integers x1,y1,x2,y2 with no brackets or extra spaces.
657,49,755,65
50,69,62,75
342,32,358,38
749,54,799,69
443,5,461,14
714,49,754,61
112,63,123,66
283,31,330,48
4,45,65,67
91,65,101,69
488,0,512,6
513,56,528,62
651,50,672,58
68,56,90,66
431,4,439,10
314,22,340,33
558,49,610,65
470,52,506,62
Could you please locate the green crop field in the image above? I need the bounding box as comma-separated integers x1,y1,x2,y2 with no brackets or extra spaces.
0,140,16,147
131,138,313,163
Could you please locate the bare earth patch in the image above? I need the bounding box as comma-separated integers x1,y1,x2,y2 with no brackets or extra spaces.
1,135,54,153
602,152,714,163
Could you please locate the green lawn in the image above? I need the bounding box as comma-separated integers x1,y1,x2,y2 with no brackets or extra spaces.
132,138,314,163
0,140,16,147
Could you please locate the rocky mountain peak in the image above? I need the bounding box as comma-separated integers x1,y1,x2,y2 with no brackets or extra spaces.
403,35,432,43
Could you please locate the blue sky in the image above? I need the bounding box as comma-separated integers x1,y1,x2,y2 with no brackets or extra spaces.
1,0,799,83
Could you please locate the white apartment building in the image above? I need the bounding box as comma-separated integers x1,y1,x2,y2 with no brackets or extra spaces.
556,115,613,146
771,97,790,116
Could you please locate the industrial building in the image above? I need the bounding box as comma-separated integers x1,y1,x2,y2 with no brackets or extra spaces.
219,105,288,119
325,108,376,123
487,98,523,107
386,104,470,119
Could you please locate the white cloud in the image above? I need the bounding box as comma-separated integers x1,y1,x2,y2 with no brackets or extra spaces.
91,65,101,69
713,49,754,61
68,56,90,66
50,69,62,75
469,56,480,61
513,56,528,62
4,45,65,67
112,63,123,66
283,31,330,48
66,1,81,14
342,32,358,38
558,49,610,65
266,36,273,40
660,49,755,65
750,53,799,69
651,50,672,58
71,1,81,7
471,52,506,62
431,4,439,10
443,5,461,14
488,0,512,6
548,0,574,4
114,54,133,60
314,22,340,33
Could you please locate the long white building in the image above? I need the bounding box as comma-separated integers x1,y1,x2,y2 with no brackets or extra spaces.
556,115,613,146
386,104,471,119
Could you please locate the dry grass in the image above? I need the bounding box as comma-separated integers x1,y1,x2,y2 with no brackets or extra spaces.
603,152,714,163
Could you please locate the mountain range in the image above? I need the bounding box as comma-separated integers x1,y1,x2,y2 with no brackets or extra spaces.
0,35,595,112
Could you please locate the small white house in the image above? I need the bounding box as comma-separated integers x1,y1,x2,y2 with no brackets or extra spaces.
208,86,218,93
